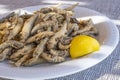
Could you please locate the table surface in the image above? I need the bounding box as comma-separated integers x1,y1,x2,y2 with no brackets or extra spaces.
0,0,120,80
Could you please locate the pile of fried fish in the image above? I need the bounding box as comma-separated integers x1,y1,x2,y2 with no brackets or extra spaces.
0,3,98,67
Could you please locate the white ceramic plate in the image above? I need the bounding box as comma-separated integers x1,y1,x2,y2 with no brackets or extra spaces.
0,5,119,80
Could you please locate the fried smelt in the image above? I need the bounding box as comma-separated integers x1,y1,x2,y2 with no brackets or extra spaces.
0,12,15,23
14,48,34,67
71,19,95,36
0,3,98,67
20,14,33,20
8,17,24,40
2,28,10,42
23,38,48,66
0,22,11,30
23,57,46,66
41,52,65,63
0,31,5,35
10,44,35,61
58,42,70,50
33,38,48,57
21,14,38,42
26,31,54,44
64,3,79,11
50,49,69,57
0,47,12,61
67,23,79,36
31,21,55,35
47,21,67,49
0,40,24,51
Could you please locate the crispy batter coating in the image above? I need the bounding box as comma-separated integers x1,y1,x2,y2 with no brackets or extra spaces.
8,17,24,40
0,47,12,61
26,31,54,44
0,40,23,51
21,14,38,42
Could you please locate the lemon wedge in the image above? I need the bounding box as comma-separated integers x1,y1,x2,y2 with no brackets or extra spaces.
70,35,100,58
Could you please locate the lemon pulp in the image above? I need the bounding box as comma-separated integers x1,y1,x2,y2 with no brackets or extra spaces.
70,35,100,58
